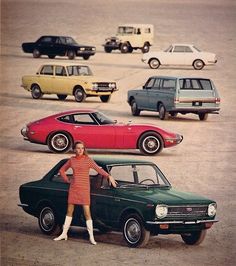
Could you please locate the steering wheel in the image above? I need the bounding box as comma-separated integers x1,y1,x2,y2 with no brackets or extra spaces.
139,178,155,184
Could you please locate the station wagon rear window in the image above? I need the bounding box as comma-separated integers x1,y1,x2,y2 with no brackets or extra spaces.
180,79,212,90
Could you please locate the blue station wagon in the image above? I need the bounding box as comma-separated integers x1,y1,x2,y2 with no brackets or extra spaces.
18,157,218,248
127,76,221,121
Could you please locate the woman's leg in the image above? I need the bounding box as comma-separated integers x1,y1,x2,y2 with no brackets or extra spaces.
54,204,74,241
83,205,96,245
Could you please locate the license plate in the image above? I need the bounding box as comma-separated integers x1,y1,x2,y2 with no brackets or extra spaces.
192,101,202,106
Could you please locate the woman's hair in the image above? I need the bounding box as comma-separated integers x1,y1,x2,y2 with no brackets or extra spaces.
73,141,88,155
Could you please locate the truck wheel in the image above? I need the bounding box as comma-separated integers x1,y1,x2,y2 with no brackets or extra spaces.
104,46,112,53
159,104,169,120
131,100,140,116
83,55,90,60
31,84,43,99
33,49,41,58
38,206,61,235
120,43,129,53
57,94,67,100
199,113,208,121
123,213,150,248
100,95,111,102
193,59,204,70
48,55,56,59
74,88,86,102
142,43,150,53
181,230,207,245
67,50,75,60
48,132,72,153
149,58,160,69
138,132,164,155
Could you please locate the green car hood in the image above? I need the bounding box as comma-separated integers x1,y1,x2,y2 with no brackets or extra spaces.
116,187,214,205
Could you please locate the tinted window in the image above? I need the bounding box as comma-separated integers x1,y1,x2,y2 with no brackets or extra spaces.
40,65,53,75
40,37,52,43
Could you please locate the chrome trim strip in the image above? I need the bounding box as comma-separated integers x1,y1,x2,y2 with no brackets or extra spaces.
18,203,29,207
146,219,219,225
91,193,147,204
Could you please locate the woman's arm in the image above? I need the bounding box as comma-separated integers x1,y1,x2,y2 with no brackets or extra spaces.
59,159,71,183
89,157,117,187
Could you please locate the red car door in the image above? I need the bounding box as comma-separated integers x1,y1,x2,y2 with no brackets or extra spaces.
72,124,116,149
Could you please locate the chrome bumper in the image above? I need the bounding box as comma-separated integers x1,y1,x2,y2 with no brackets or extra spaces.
146,219,219,225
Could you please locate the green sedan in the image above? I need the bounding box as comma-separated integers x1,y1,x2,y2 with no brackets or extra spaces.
18,157,218,248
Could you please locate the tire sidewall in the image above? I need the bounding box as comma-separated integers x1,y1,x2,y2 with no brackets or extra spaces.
74,88,86,102
48,132,72,153
31,84,42,99
38,206,60,235
138,131,163,155
149,58,160,69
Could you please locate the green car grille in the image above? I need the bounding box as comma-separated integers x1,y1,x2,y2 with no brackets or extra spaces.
167,205,208,218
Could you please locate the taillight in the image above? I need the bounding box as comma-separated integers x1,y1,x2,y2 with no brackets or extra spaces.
215,97,220,104
174,97,179,104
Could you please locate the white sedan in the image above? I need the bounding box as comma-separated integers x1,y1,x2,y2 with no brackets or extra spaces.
142,44,217,70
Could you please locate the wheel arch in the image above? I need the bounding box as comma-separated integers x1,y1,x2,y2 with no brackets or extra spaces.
46,130,74,147
35,199,58,217
119,207,145,228
119,41,132,49
30,83,41,91
136,130,164,150
192,58,205,66
148,57,161,65
73,85,85,95
128,96,135,105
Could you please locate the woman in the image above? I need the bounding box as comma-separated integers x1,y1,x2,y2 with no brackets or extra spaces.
54,141,117,245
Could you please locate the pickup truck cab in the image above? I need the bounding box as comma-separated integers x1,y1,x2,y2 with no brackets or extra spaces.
127,76,220,121
103,24,154,53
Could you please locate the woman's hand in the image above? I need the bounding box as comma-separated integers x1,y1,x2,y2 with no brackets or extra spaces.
108,175,118,187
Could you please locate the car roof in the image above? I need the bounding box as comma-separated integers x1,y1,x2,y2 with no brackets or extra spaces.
61,156,153,167
118,24,153,28
148,76,210,80
48,109,97,118
40,62,89,67
169,43,195,46
40,35,74,38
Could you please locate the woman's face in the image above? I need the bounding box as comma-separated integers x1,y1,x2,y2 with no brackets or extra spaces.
74,143,85,156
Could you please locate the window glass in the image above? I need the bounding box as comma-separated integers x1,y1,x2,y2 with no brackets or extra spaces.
145,78,155,88
40,65,53,75
58,115,72,123
173,46,185,52
93,112,114,125
161,79,176,90
144,28,151,33
40,37,52,43
117,27,134,34
52,167,73,183
67,65,92,76
185,46,193,52
199,79,212,90
193,46,201,52
55,66,67,76
164,45,173,52
109,164,168,186
152,78,161,90
73,114,96,125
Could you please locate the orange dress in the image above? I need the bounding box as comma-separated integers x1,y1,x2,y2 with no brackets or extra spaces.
59,155,109,205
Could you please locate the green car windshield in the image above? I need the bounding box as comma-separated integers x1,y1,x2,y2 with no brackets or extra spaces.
109,163,170,188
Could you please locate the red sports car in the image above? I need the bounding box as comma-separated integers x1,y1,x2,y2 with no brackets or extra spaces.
21,109,183,155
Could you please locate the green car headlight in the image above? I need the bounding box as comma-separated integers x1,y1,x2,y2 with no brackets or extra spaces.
155,205,168,219
208,203,217,217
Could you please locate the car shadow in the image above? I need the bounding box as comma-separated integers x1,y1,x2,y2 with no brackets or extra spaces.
2,214,194,249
